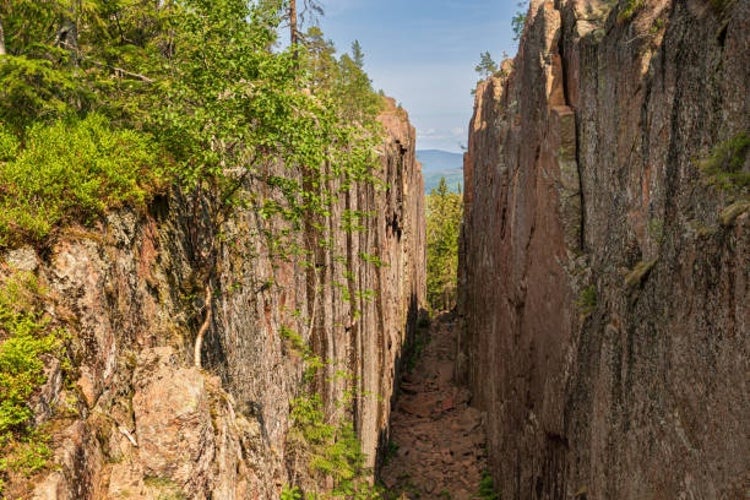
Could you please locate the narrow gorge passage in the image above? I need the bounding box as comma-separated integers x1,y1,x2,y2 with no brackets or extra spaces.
380,314,489,498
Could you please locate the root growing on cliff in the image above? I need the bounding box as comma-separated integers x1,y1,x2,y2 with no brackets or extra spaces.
194,285,213,369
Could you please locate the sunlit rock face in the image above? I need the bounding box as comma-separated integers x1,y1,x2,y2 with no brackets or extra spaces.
459,1,749,498
5,97,424,499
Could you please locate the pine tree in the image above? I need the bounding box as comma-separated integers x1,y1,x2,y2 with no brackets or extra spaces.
475,51,498,78
512,1,529,41
351,40,365,68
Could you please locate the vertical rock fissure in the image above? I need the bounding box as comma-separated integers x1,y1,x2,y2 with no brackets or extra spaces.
574,118,586,252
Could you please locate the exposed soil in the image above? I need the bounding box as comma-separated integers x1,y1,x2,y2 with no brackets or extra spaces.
380,314,490,499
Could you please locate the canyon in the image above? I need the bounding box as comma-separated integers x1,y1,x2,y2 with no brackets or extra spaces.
2,0,748,499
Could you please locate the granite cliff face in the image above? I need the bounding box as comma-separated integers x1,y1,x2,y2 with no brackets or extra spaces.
459,0,749,498
2,98,424,498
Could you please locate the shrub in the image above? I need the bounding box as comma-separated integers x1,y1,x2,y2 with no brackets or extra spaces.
697,132,750,192
0,114,166,246
0,272,67,488
478,470,499,499
576,285,598,316
618,0,645,23
286,392,380,498
280,485,303,500
0,128,19,162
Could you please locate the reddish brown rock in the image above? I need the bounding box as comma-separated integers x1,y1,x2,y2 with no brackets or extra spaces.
132,348,214,491
6,96,425,498
459,1,749,498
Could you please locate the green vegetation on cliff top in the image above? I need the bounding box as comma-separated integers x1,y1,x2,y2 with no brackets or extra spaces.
0,0,384,248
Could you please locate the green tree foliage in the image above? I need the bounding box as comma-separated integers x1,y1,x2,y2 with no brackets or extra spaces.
426,178,463,311
475,51,498,79
0,0,384,247
512,1,529,41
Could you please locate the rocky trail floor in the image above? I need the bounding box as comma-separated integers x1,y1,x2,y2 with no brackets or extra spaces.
380,314,492,499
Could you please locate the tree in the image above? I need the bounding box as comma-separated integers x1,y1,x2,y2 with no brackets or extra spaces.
351,39,364,68
288,0,324,47
426,177,463,311
336,41,380,121
475,51,498,78
512,1,529,41
290,0,298,47
302,26,337,89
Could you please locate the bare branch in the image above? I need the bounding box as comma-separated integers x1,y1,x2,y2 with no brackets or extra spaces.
86,58,155,83
194,285,213,369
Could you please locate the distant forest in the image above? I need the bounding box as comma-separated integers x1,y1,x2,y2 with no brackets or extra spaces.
417,149,463,193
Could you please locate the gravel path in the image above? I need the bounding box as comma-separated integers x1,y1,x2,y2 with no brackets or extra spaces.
380,314,489,499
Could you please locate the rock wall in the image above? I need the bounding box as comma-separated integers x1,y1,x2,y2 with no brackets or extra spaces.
459,0,749,498
3,98,424,498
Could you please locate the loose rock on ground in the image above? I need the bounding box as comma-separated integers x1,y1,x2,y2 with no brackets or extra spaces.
380,314,489,499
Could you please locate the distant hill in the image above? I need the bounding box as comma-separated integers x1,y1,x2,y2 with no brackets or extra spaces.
417,149,464,194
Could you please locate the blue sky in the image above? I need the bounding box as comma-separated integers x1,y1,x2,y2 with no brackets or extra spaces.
317,0,522,152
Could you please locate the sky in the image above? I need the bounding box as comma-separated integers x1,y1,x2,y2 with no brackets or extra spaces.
316,0,522,153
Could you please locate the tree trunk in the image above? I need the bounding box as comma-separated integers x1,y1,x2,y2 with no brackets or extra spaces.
0,18,7,56
289,0,298,47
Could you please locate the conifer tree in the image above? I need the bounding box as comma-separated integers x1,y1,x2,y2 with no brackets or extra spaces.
475,51,498,78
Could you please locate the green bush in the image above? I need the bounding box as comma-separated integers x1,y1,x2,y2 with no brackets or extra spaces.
698,132,750,192
618,0,645,23
280,485,303,500
478,470,499,499
0,329,59,435
0,114,165,246
287,393,379,498
0,129,19,162
0,272,66,486
576,286,597,317
0,435,52,477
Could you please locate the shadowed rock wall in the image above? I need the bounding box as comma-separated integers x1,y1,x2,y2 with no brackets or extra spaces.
459,1,749,498
4,98,424,498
